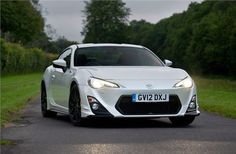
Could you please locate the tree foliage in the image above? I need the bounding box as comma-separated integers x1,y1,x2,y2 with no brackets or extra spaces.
0,0,77,53
128,20,154,46
1,0,46,44
127,1,236,76
1,0,236,77
82,0,130,43
45,37,78,54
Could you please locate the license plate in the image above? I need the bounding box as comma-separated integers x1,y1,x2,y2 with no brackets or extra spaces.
132,93,169,102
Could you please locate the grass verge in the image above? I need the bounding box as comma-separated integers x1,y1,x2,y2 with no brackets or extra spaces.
1,73,42,126
0,139,15,145
193,76,236,119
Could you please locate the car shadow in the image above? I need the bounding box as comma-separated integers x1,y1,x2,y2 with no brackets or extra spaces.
52,114,193,128
82,118,173,128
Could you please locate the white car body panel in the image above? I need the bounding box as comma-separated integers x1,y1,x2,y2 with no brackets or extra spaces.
85,66,187,80
42,43,200,118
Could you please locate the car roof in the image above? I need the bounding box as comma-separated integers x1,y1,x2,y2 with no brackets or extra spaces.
76,43,144,49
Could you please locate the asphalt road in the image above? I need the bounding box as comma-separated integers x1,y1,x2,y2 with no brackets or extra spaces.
1,97,236,154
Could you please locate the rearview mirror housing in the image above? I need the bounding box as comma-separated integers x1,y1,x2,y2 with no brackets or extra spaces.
164,59,172,67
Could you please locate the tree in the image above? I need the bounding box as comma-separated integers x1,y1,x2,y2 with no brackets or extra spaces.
82,0,130,43
127,1,236,76
1,0,46,44
128,20,154,46
45,36,78,53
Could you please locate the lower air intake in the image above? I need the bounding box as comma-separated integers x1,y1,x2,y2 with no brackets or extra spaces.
115,95,182,115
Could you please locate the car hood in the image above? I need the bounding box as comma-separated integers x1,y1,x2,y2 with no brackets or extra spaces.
83,66,188,80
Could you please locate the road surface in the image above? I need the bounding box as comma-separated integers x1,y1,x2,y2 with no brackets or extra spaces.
1,97,236,154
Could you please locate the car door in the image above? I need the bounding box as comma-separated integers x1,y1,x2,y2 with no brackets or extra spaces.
51,48,73,109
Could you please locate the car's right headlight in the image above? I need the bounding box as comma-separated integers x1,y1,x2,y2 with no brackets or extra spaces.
88,77,119,89
174,76,193,88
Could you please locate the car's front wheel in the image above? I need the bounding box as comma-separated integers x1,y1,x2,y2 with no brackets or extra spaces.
169,116,195,126
41,83,57,117
69,84,83,126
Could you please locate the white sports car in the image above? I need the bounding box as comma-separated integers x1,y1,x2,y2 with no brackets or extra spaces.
41,43,200,126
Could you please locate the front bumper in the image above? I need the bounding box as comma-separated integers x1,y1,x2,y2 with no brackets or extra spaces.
79,83,200,118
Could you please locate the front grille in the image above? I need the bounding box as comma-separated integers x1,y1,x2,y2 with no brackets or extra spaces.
115,95,182,115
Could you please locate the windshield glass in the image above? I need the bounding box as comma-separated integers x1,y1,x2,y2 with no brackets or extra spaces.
74,46,163,66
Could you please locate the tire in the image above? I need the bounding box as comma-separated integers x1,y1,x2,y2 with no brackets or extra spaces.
169,116,195,127
69,84,83,126
41,83,57,117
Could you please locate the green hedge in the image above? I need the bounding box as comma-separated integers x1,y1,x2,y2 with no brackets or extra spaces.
1,39,57,75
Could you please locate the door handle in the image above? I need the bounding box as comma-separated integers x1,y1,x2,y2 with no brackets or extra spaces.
52,75,56,79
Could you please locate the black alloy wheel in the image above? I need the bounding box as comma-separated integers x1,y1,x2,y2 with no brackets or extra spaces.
69,84,83,126
41,83,57,117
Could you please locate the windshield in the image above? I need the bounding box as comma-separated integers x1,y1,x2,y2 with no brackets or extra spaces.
74,46,163,66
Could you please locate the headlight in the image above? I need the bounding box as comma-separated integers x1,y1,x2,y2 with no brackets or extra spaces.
88,77,119,89
174,76,193,88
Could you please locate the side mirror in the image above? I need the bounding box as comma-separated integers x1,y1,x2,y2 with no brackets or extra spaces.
52,59,67,72
164,59,172,67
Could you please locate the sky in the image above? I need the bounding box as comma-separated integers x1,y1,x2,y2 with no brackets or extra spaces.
39,0,203,43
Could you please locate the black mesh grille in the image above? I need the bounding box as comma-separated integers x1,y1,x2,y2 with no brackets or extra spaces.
115,95,182,115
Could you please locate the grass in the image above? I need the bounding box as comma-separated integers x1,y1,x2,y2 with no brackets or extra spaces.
1,73,42,126
0,139,15,145
193,76,236,118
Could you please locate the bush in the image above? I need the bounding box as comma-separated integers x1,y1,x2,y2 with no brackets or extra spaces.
0,39,57,75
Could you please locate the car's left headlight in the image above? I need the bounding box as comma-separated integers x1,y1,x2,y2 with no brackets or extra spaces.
88,77,119,89
174,76,193,88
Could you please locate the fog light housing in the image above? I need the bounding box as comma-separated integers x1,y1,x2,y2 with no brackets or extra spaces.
87,96,112,115
187,95,197,112
191,95,196,102
88,96,97,103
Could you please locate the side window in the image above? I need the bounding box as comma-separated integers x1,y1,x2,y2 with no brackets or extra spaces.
59,48,72,68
